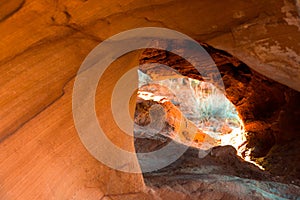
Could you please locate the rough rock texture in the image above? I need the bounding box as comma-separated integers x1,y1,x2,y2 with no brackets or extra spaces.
144,174,300,200
203,0,300,91
134,139,300,199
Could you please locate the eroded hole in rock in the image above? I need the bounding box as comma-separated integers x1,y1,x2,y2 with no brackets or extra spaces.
133,43,300,199
135,68,252,163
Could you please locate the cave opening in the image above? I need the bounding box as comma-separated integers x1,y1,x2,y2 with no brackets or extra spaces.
134,68,255,165
133,45,300,198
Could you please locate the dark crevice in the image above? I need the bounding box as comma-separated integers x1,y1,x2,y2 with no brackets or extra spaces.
0,0,25,23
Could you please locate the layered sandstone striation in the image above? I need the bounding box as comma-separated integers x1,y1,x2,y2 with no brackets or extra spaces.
0,0,299,199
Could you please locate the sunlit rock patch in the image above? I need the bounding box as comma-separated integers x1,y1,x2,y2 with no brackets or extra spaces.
134,90,218,151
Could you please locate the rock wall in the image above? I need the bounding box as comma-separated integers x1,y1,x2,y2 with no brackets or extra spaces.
1,0,300,199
